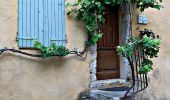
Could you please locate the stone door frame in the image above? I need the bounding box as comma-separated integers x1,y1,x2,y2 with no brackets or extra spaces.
89,4,133,88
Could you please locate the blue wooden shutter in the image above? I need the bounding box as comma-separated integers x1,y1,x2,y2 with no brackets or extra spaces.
18,0,66,48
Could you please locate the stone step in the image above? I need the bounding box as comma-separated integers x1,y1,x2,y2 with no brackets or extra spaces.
90,79,130,89
78,89,134,100
78,79,135,100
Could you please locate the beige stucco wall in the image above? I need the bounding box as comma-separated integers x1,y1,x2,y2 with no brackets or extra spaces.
1,0,170,99
133,0,170,99
0,0,90,100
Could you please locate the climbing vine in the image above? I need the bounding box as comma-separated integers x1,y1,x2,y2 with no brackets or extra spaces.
117,29,161,74
66,0,163,47
32,0,163,58
34,40,70,58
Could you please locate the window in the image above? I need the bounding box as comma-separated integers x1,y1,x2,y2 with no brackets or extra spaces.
17,0,66,48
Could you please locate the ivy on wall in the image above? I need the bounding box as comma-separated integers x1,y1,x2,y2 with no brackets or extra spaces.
33,0,163,59
66,0,163,47
34,40,70,58
117,29,161,74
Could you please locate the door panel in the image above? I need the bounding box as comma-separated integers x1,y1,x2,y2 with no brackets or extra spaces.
98,8,119,48
97,6,119,80
96,70,119,80
97,50,118,70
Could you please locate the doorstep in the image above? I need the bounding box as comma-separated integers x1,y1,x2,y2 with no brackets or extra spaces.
90,79,131,89
78,79,135,100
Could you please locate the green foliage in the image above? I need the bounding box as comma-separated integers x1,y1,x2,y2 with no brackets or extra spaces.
66,0,162,72
136,0,163,12
116,29,161,74
67,0,107,46
117,41,135,57
140,35,161,58
139,59,153,74
66,0,163,47
139,64,153,74
34,40,70,58
85,33,103,46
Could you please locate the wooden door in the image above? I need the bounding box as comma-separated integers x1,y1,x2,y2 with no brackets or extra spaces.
97,6,119,80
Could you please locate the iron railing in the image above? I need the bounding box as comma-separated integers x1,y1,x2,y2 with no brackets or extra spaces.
123,46,148,99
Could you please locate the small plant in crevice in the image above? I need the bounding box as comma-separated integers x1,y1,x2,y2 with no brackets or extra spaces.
34,40,70,58
117,29,161,74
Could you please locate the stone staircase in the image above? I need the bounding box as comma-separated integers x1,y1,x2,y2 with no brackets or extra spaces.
78,79,135,100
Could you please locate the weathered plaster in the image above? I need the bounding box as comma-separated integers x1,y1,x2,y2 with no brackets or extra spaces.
0,0,90,100
133,0,170,99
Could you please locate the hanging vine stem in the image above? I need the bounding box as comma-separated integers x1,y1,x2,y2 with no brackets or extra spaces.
70,45,89,60
0,47,88,60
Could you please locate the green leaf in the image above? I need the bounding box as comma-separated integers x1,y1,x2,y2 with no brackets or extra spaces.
34,40,70,58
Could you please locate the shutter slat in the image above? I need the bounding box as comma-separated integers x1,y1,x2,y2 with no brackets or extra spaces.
22,0,27,47
30,0,35,47
55,0,59,46
48,0,52,46
44,0,48,47
51,0,55,45
18,0,23,47
27,0,31,47
62,0,66,46
35,0,39,46
39,0,44,45
58,0,61,46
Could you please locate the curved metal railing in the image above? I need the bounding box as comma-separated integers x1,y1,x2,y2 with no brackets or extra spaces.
123,46,148,99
